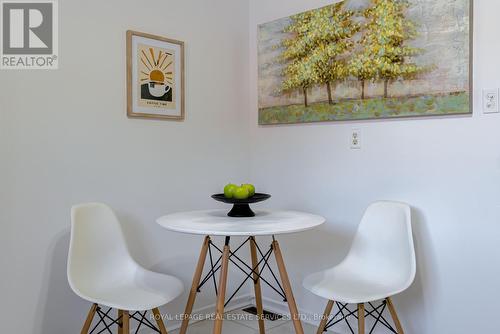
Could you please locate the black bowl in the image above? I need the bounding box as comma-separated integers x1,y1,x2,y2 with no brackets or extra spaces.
211,193,271,217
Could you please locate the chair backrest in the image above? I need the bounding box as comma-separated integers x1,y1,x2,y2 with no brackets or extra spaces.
345,201,416,290
68,203,138,297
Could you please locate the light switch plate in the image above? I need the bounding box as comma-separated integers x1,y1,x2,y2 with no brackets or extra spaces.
483,89,499,113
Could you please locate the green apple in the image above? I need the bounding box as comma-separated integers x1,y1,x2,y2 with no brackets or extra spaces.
224,183,238,198
241,183,255,197
233,186,249,200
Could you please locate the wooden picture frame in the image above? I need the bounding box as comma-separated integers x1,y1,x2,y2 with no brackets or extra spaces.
127,30,185,120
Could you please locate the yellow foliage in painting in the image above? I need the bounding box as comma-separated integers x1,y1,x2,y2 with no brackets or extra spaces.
281,2,360,105
280,0,432,104
361,0,426,82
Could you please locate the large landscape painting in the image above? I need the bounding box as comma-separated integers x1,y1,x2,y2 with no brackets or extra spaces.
257,0,472,125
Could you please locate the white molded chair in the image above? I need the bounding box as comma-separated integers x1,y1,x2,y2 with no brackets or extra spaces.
303,201,415,334
68,203,183,334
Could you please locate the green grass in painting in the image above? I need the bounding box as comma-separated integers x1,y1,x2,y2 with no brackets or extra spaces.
259,92,470,125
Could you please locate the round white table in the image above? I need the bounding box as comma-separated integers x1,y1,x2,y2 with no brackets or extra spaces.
157,209,325,334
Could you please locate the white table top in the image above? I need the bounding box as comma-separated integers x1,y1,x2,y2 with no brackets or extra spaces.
157,210,326,236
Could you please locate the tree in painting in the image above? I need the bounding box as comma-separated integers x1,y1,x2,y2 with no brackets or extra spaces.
304,4,360,104
280,10,315,107
281,59,316,107
348,51,377,100
281,3,359,106
358,0,426,98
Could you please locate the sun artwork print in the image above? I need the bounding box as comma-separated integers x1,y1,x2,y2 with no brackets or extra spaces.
138,44,176,109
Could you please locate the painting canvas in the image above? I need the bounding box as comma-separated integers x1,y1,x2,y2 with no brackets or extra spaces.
257,0,472,125
127,30,185,120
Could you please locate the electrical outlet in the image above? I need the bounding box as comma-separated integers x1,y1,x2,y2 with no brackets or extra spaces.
351,129,361,149
483,89,499,113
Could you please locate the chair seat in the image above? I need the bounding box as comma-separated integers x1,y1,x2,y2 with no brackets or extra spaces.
303,266,404,304
74,268,184,311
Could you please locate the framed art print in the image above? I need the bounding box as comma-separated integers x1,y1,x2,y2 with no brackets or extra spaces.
127,30,185,120
257,0,472,125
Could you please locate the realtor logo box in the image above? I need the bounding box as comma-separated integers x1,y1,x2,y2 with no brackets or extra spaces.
1,0,58,69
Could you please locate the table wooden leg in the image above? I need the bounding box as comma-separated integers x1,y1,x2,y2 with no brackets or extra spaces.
250,236,266,334
272,239,304,334
213,237,230,334
317,300,335,334
80,303,98,334
118,310,123,334
358,303,365,334
180,236,210,334
122,311,130,334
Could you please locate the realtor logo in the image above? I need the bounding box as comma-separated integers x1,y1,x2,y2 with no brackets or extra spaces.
1,0,58,69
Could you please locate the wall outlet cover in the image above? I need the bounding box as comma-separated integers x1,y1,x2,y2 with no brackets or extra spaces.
351,129,361,149
483,89,499,113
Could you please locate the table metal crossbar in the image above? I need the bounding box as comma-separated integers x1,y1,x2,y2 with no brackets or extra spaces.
196,236,287,306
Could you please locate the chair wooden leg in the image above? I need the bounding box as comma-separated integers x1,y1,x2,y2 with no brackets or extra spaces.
152,308,168,334
118,310,123,334
358,303,365,334
250,236,266,334
272,239,304,334
122,311,129,334
180,236,210,334
213,238,231,334
81,303,98,334
317,300,335,334
386,297,405,334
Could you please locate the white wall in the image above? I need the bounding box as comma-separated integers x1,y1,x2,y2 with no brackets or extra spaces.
0,0,250,333
249,0,500,333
